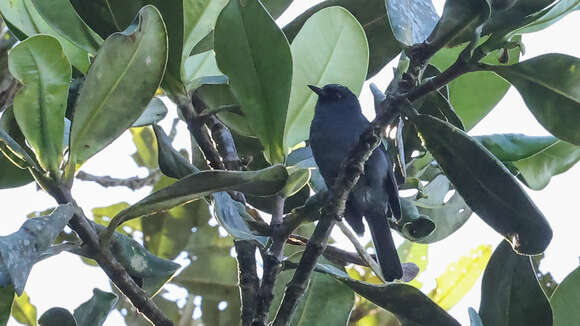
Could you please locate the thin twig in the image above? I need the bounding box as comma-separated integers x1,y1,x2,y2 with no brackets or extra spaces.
76,170,161,190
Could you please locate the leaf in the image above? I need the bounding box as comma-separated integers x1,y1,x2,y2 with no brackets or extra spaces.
386,0,439,46
0,286,15,326
428,245,492,310
92,202,142,237
183,50,222,92
30,0,103,53
9,35,70,175
0,205,75,295
282,0,400,78
38,307,76,326
67,0,140,38
116,165,288,221
397,198,436,241
315,263,460,326
412,114,552,255
215,0,292,163
430,35,522,129
131,98,168,127
493,54,580,145
269,258,355,325
518,0,580,33
396,240,428,288
283,6,369,149
476,134,580,190
11,292,37,326
550,266,580,326
0,0,90,72
0,108,37,169
130,127,158,170
479,240,552,326
280,166,311,198
69,6,168,163
425,0,490,52
0,154,33,189
482,0,558,37
73,289,117,326
468,307,484,326
213,191,269,245
153,124,198,179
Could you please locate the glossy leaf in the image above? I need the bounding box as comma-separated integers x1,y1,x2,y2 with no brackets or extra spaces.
476,134,580,190
69,6,168,163
283,0,400,78
428,245,492,310
412,114,552,255
183,50,222,92
284,6,369,149
430,36,522,129
9,35,70,175
213,191,269,245
38,307,75,326
0,154,33,189
519,0,580,33
132,98,168,127
550,266,580,326
0,286,14,326
0,0,90,72
493,54,580,145
215,0,292,163
386,0,439,46
479,240,552,326
72,289,117,326
270,258,355,325
280,166,311,198
482,0,558,37
11,292,37,326
67,0,140,37
0,205,74,295
315,263,460,326
426,0,490,52
153,124,198,179
30,0,103,53
116,165,288,221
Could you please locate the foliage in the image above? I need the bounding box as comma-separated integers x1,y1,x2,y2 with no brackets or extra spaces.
1,0,579,325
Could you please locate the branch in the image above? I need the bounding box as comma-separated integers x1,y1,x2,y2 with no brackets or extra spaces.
235,240,259,326
272,50,475,325
76,171,161,190
32,170,173,326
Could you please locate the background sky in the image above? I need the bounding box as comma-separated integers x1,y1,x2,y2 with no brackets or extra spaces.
1,1,579,325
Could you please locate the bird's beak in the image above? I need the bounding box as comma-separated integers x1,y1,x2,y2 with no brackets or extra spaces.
308,85,326,97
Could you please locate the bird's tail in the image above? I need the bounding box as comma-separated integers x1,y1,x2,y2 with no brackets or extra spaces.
366,213,403,282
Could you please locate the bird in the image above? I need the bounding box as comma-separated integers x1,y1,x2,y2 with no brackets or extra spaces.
308,84,403,281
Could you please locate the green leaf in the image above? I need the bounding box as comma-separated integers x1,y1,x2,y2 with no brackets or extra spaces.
492,54,580,145
518,0,580,33
0,286,15,326
386,0,439,46
476,134,580,190
213,191,269,245
130,126,158,170
0,205,75,295
67,0,140,38
38,307,75,326
550,266,580,326
69,5,168,163
30,0,103,53
12,292,37,326
428,245,492,310
479,240,552,326
9,35,70,175
215,0,292,163
0,0,90,73
0,107,36,169
430,36,522,129
468,307,483,326
270,258,355,325
283,0,400,78
283,6,369,149
116,165,288,221
425,0,490,52
72,289,117,326
482,0,558,37
413,114,552,255
87,223,180,297
143,199,212,260
261,0,293,18
183,50,222,92
280,166,310,198
131,98,168,128
397,198,436,241
92,202,142,237
315,263,460,326
0,153,33,189
152,124,199,179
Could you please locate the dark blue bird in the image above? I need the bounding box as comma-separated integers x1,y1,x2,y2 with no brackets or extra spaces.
308,84,403,281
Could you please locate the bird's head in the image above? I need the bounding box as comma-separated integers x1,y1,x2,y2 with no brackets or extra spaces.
308,84,360,110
